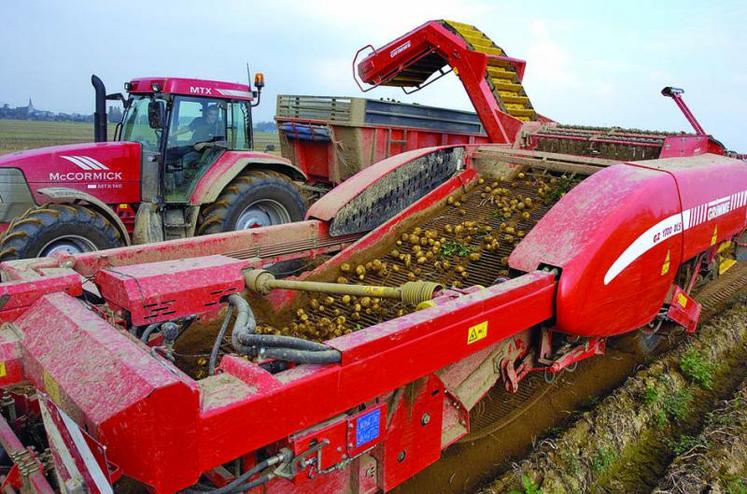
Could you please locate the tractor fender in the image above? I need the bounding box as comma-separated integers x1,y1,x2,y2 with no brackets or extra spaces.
36,187,131,245
190,154,307,205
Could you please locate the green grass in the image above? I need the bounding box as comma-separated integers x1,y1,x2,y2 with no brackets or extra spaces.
508,475,543,494
663,388,693,422
0,119,102,154
591,446,618,473
680,347,715,389
0,119,279,155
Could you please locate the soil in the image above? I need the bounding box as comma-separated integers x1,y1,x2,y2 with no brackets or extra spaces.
475,293,747,494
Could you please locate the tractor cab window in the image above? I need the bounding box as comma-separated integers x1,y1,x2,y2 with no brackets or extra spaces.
227,101,252,150
121,95,165,151
163,96,228,202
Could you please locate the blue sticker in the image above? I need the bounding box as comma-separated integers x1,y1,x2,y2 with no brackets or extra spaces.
355,408,381,448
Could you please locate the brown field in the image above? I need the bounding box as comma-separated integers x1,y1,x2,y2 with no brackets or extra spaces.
0,119,279,155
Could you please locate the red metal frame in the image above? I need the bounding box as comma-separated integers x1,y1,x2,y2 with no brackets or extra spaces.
0,140,742,492
356,20,535,143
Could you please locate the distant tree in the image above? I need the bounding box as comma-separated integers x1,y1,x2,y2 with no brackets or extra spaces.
108,106,123,123
254,121,277,132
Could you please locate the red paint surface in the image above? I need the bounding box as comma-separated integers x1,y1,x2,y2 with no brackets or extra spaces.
128,77,254,101
357,20,534,143
0,141,142,204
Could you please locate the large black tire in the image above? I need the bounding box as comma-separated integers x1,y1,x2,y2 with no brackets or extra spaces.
196,170,306,235
0,204,124,261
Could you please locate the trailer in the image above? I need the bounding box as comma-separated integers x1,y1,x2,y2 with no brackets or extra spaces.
0,20,742,494
275,95,488,186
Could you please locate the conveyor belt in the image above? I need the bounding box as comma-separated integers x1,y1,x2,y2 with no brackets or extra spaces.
531,124,680,161
442,20,537,122
254,169,583,341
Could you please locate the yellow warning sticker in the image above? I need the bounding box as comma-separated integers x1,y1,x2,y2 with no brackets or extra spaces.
677,293,688,308
0,362,6,378
711,226,718,246
43,371,61,404
467,321,488,344
661,249,671,276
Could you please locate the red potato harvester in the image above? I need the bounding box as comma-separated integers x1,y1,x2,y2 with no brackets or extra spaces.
0,20,743,494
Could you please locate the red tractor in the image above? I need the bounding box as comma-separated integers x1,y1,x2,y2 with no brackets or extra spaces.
0,74,308,259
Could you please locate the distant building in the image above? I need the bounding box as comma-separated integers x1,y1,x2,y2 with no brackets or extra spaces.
0,98,93,122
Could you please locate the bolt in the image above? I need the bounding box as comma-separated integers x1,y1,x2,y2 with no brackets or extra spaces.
397,451,406,463
336,446,343,452
421,413,431,425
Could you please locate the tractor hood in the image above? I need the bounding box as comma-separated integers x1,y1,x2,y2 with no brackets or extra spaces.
0,141,142,204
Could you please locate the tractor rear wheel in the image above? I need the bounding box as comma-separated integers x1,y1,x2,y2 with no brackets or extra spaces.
0,204,124,261
196,170,306,235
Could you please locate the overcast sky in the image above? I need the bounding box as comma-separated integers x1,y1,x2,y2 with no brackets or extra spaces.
1,0,745,150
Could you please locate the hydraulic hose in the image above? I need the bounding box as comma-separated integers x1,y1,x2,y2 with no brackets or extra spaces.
228,294,257,355
140,323,160,343
208,305,234,376
259,347,342,364
182,449,290,494
241,334,331,352
227,294,341,364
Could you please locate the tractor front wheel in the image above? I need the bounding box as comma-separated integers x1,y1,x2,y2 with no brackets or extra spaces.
0,204,124,261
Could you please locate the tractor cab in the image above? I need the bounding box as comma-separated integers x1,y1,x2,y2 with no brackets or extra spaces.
110,76,263,203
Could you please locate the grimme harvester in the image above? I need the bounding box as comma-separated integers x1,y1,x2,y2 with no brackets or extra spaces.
0,19,743,494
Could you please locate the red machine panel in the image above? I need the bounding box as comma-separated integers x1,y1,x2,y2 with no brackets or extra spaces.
14,292,200,493
94,255,247,325
641,154,747,262
509,163,683,337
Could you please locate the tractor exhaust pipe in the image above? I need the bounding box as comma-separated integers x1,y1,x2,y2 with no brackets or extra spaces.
91,75,107,142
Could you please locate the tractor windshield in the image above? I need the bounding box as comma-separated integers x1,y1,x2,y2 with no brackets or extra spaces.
162,96,252,202
121,95,166,151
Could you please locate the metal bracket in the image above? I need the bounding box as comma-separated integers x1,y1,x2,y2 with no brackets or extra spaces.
275,440,329,480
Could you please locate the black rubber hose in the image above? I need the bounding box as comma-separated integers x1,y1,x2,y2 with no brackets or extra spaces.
228,294,257,355
208,305,234,376
140,323,160,343
228,294,340,364
259,347,341,364
182,450,289,494
239,333,331,352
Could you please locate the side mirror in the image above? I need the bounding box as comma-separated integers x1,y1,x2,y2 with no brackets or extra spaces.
148,100,166,129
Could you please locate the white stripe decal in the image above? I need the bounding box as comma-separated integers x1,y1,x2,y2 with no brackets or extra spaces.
61,155,92,170
75,156,109,171
604,212,684,285
216,88,253,98
75,156,104,171
604,188,747,285
59,408,113,494
82,156,109,170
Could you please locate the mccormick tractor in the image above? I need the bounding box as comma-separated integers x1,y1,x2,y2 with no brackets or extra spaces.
0,74,308,259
